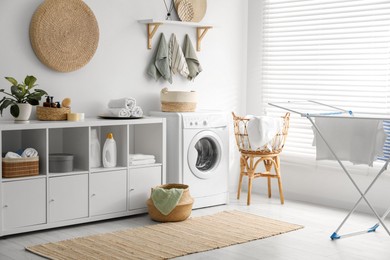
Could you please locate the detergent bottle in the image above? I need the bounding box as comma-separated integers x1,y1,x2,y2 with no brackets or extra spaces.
102,133,117,168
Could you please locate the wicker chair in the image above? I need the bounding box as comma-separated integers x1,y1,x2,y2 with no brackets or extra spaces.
232,112,290,205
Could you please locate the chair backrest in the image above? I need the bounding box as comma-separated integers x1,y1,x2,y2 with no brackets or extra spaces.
232,112,290,155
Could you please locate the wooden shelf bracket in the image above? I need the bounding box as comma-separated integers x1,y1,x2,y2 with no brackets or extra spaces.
147,23,162,49
196,26,212,51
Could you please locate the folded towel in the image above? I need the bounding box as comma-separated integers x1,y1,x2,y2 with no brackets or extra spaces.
313,118,386,166
183,34,202,80
108,98,136,110
147,33,172,83
129,158,156,166
246,116,284,150
151,187,184,215
129,154,155,161
5,152,21,158
169,33,189,78
21,148,38,158
107,108,132,117
130,106,143,118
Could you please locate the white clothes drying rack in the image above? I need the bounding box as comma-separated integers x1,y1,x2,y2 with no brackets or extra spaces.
269,100,390,240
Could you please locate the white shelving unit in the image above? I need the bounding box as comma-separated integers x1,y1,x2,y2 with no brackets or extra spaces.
138,19,213,51
0,117,166,236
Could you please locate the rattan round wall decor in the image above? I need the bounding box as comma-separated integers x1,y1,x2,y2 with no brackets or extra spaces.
29,0,99,72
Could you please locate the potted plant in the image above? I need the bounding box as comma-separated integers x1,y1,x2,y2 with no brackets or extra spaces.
0,75,47,120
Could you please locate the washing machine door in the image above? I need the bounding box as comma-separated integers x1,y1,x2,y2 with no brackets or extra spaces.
187,130,222,179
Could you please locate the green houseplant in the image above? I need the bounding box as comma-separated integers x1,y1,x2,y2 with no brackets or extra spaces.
0,75,47,119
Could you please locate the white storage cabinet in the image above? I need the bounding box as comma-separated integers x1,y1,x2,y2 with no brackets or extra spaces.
0,117,165,236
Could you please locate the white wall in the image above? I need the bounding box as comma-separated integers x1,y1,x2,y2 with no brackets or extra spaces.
0,0,247,192
0,0,247,117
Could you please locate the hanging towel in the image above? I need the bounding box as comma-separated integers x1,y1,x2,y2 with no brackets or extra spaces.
21,148,38,158
151,187,184,215
106,108,132,117
129,154,155,161
169,33,189,78
108,98,136,110
130,106,143,118
313,118,386,166
129,158,156,166
147,33,172,83
183,34,202,80
246,116,284,150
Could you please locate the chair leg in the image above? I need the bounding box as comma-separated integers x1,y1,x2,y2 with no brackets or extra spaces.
237,172,244,200
246,156,255,205
274,156,284,204
267,177,272,198
237,157,246,200
264,160,273,198
247,175,253,205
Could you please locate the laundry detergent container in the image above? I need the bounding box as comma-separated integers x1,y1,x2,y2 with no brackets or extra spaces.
160,88,197,112
49,153,74,173
147,183,194,222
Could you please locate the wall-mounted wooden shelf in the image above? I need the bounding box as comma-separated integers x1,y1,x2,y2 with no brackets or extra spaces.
138,19,212,51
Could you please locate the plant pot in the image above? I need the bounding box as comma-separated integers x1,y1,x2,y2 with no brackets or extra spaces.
14,103,32,121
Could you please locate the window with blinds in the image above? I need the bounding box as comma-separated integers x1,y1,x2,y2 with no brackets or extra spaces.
261,0,390,160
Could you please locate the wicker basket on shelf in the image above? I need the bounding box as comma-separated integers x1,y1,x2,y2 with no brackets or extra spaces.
36,106,70,121
2,157,39,178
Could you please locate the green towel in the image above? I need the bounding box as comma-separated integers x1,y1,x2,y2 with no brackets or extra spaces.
183,34,202,81
151,187,184,215
147,33,172,84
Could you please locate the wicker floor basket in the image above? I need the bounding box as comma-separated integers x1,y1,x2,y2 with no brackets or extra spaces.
2,157,39,178
36,106,70,121
147,183,194,222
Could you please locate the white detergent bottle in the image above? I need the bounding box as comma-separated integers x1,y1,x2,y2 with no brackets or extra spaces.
102,133,117,168
90,128,101,168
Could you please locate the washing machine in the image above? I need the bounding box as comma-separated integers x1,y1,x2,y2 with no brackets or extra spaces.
150,111,229,209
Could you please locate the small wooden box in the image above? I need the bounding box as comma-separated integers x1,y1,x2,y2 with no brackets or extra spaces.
2,157,39,178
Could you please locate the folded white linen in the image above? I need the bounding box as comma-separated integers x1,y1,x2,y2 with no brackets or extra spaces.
130,106,143,118
313,118,386,166
107,108,132,117
129,158,156,166
246,116,284,150
108,98,136,110
21,148,38,158
5,152,21,158
129,154,155,161
169,33,189,78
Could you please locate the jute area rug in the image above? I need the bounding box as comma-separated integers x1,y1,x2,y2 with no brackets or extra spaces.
26,210,303,260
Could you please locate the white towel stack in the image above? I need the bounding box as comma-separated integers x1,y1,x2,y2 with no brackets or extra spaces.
129,154,156,166
105,98,143,118
5,148,38,158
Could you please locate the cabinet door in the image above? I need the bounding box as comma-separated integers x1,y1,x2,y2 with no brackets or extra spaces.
129,166,162,210
90,170,127,216
49,174,88,222
2,178,46,230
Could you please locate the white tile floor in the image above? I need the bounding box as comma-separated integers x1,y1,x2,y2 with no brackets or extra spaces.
1,193,390,260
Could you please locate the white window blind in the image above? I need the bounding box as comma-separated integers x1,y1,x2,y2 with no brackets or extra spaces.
261,0,390,159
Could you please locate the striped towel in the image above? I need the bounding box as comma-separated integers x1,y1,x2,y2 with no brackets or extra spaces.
169,33,189,78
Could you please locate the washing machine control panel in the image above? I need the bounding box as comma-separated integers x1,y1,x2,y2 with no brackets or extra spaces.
182,113,227,129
